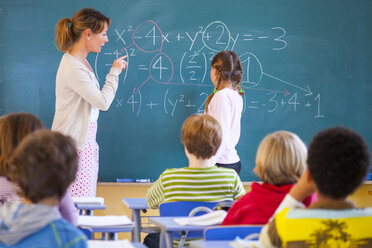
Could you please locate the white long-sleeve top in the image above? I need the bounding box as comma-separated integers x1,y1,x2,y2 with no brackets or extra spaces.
207,88,243,164
52,52,121,150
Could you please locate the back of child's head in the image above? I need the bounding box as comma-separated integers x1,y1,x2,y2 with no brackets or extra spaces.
254,131,307,185
205,51,244,113
0,112,44,177
181,114,222,159
211,51,243,92
9,130,78,203
307,126,370,199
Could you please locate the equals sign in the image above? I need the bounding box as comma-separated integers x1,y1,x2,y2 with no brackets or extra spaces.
243,34,253,41
138,65,148,70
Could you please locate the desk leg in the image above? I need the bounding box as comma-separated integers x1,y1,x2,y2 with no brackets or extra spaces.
159,230,173,248
81,209,93,216
106,232,118,240
131,209,141,242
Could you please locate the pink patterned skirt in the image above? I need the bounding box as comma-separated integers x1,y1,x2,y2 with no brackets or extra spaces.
69,122,99,197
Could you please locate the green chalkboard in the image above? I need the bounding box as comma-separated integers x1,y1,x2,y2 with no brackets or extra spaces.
1,0,371,181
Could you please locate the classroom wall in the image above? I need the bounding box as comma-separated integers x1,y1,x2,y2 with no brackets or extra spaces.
95,182,372,241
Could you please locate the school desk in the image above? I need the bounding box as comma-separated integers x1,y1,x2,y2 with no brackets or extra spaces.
122,198,150,242
189,240,262,248
148,216,218,248
82,225,134,240
73,197,106,216
76,203,106,216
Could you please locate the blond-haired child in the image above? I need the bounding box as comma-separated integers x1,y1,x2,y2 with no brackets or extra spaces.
223,131,313,225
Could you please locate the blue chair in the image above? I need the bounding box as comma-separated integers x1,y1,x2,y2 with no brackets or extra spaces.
159,201,219,246
159,201,217,217
79,227,93,240
204,225,263,241
366,173,372,180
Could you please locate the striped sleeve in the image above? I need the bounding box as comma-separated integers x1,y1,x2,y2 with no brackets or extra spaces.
232,172,245,200
146,175,165,209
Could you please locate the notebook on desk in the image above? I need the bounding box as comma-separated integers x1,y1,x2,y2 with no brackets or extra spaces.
88,240,134,248
229,238,262,248
174,210,227,226
78,215,133,227
72,196,105,205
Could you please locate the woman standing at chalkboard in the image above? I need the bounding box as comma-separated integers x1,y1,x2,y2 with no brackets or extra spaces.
205,51,244,174
52,8,128,197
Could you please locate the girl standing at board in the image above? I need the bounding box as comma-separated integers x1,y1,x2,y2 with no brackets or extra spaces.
205,51,244,174
52,8,128,197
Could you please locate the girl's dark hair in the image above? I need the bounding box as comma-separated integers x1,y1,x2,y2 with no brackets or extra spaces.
205,51,244,113
55,8,111,52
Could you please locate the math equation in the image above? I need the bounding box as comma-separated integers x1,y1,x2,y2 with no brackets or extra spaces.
94,20,325,118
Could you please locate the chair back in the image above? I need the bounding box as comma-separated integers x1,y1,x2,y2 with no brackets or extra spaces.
204,225,263,241
159,201,217,216
79,227,93,240
159,201,218,241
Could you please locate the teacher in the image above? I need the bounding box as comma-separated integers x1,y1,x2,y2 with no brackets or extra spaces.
52,8,128,197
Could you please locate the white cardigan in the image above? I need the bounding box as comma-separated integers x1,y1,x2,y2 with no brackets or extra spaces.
52,53,121,150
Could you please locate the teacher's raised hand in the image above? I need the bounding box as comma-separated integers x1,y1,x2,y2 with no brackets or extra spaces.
112,55,128,71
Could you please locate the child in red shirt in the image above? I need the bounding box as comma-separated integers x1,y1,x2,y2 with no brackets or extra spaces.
222,131,314,225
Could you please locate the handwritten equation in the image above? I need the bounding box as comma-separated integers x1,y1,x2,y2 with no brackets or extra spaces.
94,20,325,118
120,88,324,119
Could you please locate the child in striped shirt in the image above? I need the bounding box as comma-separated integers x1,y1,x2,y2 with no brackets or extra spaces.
146,113,245,209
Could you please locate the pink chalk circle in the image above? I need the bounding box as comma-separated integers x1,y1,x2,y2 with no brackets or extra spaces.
149,52,174,84
132,20,164,53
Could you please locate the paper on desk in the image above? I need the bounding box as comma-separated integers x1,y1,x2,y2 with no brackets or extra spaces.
88,240,134,248
174,210,227,226
72,196,104,205
78,215,133,227
229,237,262,248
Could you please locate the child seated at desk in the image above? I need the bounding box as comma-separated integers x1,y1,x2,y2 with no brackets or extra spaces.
0,130,87,247
0,112,78,225
146,113,245,209
145,114,244,247
223,131,313,225
260,126,372,247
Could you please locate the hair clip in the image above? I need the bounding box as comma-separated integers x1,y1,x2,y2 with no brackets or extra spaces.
213,88,218,93
239,89,244,93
